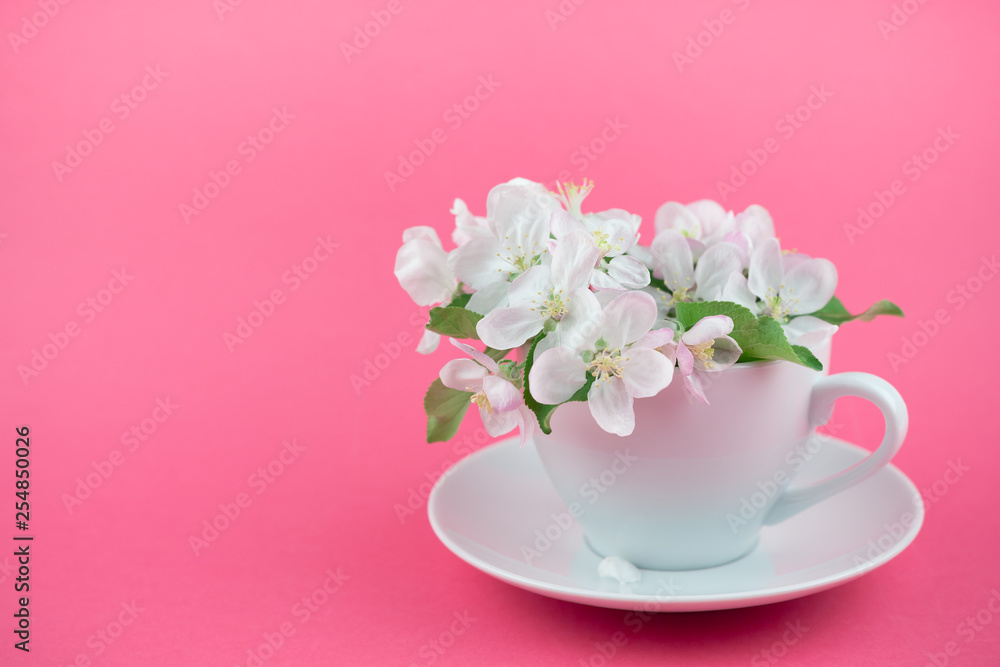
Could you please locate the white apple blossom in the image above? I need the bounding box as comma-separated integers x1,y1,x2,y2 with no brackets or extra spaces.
450,198,491,247
654,200,735,254
649,229,744,306
438,339,535,447
747,238,837,321
476,231,602,350
659,315,742,404
721,239,839,345
655,200,777,267
552,179,649,290
528,291,675,436
394,226,458,355
394,226,458,307
549,183,648,291
550,208,649,291
393,180,900,447
448,180,560,312
723,205,776,262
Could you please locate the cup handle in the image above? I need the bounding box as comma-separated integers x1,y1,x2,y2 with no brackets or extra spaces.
764,372,909,526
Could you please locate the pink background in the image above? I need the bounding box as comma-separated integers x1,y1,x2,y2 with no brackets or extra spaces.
2,0,999,664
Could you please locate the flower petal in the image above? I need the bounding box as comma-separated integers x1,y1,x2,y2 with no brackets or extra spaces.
607,255,650,289
621,347,674,398
681,315,735,347
590,208,642,237
402,226,443,247
481,407,518,437
466,280,510,316
654,201,700,237
687,237,707,262
491,188,551,269
515,405,536,448
552,230,601,291
747,237,783,301
780,251,812,273
507,265,553,307
782,258,838,315
439,359,486,392
682,372,710,405
476,306,545,350
483,375,522,413
554,288,603,352
451,200,491,247
693,241,743,301
641,286,676,329
633,327,674,350
659,341,678,366
721,272,758,312
592,216,636,257
735,204,775,247
601,291,657,348
704,335,741,371
783,315,838,348
650,229,695,293
588,378,635,436
627,244,654,268
528,347,588,405
720,231,750,266
416,329,441,355
675,341,694,377
590,269,625,291
549,208,587,238
486,179,556,230
449,237,507,290
394,238,456,306
687,199,730,239
449,338,500,374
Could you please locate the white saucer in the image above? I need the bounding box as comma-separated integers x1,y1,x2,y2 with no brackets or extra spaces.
427,435,923,612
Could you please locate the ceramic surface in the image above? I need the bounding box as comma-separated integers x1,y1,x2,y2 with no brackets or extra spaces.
428,436,923,612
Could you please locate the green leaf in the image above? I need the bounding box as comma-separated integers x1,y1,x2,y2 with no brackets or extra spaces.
805,296,904,325
675,300,757,337
521,334,593,435
424,378,472,443
426,306,483,339
736,316,793,362
446,291,472,309
676,301,822,371
736,316,823,371
790,345,823,372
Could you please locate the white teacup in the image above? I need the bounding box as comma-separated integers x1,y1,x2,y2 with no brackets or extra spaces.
533,340,908,571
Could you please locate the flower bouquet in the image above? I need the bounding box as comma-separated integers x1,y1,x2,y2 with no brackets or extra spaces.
394,177,902,445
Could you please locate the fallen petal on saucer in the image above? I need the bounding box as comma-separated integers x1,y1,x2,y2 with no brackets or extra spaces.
598,556,642,584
